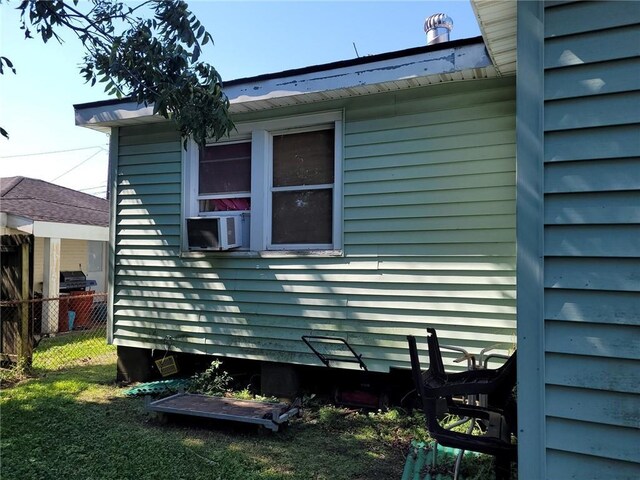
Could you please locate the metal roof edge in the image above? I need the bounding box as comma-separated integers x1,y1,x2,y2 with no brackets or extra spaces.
74,36,484,111
224,35,484,86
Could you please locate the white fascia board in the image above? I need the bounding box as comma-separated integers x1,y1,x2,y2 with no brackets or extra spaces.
75,42,491,129
75,102,159,131
2,214,108,241
225,43,491,104
32,221,109,241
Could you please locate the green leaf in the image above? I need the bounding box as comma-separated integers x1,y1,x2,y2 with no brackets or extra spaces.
11,0,232,150
1,57,14,69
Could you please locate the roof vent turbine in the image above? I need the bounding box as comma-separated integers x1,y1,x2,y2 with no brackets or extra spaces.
424,13,453,45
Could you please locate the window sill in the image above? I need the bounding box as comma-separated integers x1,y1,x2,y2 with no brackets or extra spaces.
180,249,344,259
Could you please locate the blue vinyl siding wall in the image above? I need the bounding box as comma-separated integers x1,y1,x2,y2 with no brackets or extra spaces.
111,77,516,373
542,1,640,477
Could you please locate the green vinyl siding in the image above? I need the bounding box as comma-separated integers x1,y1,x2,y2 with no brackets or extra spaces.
544,158,640,193
111,77,516,373
544,25,639,68
545,58,640,100
540,1,640,476
546,450,640,480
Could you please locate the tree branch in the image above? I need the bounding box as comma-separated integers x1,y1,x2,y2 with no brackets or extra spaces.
59,1,116,42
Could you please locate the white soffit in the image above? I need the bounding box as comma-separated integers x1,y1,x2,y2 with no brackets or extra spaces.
4,213,33,233
471,0,517,76
75,40,496,129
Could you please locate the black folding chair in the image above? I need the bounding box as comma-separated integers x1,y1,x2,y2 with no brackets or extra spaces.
422,327,518,432
407,334,517,480
423,328,516,401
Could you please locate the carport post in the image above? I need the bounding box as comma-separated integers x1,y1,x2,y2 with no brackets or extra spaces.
41,237,61,334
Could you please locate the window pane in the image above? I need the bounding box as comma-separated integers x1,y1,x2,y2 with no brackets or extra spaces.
199,142,251,194
273,130,334,187
87,241,104,272
272,189,332,245
199,197,251,212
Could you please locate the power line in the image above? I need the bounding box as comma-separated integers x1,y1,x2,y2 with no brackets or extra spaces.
86,191,108,198
50,149,106,182
0,145,107,159
78,183,107,193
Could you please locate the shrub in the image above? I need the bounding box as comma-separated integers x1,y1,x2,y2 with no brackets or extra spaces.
188,359,232,396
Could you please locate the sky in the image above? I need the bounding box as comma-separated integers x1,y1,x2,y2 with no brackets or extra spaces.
0,1,481,197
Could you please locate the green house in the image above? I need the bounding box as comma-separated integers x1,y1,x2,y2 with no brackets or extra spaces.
512,1,640,478
74,1,639,477
75,35,517,372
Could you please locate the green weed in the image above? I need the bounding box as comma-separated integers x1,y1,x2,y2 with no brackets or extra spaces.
187,359,232,396
0,357,33,387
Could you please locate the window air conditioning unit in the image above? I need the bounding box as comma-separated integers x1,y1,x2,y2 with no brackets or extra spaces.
186,215,242,251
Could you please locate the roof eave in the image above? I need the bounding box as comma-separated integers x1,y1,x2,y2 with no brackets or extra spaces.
1,213,108,240
75,38,496,131
470,0,517,76
2,213,34,233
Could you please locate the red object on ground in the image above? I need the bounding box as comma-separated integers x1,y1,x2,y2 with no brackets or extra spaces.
57,295,70,332
69,291,94,328
335,389,382,409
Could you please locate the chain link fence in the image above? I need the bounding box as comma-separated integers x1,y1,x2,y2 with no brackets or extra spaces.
0,292,115,371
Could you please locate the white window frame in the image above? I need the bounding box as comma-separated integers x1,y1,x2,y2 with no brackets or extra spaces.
182,111,343,253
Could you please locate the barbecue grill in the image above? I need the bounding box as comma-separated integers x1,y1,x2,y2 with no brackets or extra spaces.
58,271,98,331
59,271,97,292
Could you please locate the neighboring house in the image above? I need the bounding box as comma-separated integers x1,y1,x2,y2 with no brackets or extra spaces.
73,1,639,478
0,177,109,332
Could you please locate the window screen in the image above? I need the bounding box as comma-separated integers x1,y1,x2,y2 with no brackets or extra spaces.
199,142,251,213
272,129,334,245
272,189,333,244
273,130,334,187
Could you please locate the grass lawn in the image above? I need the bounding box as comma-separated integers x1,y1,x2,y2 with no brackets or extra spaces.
2,333,505,480
1,357,434,480
31,328,116,371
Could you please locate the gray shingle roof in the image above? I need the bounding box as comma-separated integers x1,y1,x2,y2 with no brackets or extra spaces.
0,177,109,227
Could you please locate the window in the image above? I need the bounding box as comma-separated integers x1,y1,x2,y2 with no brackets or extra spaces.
184,112,343,252
87,241,104,272
271,128,335,247
198,141,251,214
